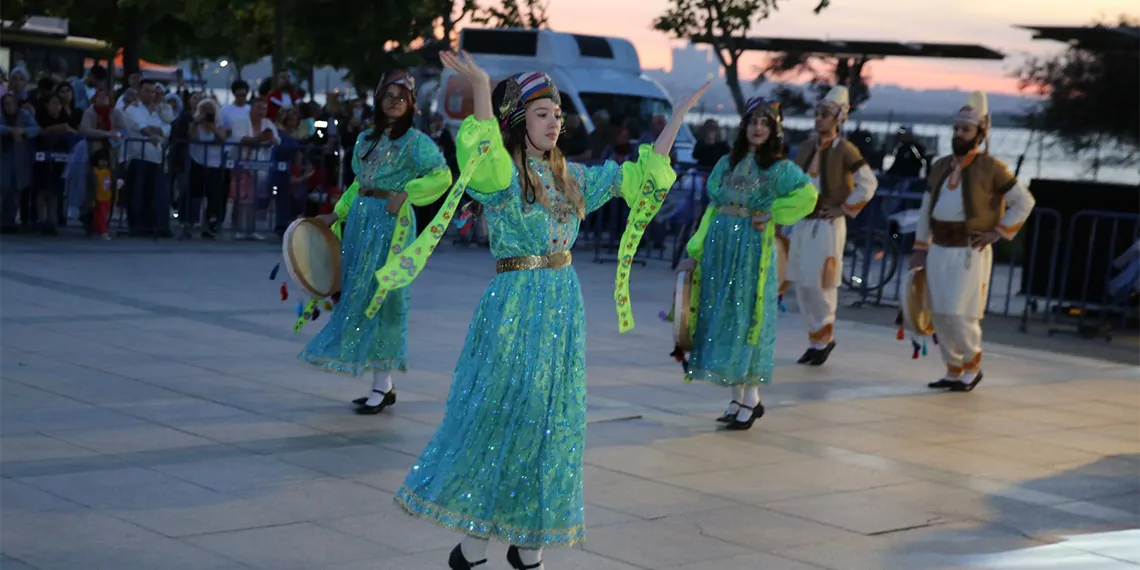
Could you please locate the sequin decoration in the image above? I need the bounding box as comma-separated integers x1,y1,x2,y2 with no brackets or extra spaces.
395,117,674,548
298,128,448,376
685,156,815,386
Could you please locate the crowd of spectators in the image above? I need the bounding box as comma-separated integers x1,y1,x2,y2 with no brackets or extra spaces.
0,62,741,246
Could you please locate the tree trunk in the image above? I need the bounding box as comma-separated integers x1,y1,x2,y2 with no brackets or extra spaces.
723,60,746,117
442,0,455,41
122,8,143,82
273,0,286,76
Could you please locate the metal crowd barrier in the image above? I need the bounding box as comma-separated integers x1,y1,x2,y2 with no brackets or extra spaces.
842,186,1138,338
0,133,341,239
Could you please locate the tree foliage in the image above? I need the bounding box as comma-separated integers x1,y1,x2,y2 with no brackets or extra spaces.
1015,16,1139,167
653,0,830,116
472,0,549,28
288,0,449,90
759,51,871,113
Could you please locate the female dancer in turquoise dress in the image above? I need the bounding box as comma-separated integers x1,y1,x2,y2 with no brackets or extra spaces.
678,97,817,430
395,52,707,570
300,70,452,414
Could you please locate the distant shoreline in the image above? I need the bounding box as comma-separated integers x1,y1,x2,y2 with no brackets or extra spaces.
690,110,1029,129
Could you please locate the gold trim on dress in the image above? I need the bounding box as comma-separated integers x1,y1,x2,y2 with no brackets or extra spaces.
496,250,573,274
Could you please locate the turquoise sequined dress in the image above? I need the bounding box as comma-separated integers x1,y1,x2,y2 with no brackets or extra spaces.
396,117,676,548
300,128,450,375
685,156,816,386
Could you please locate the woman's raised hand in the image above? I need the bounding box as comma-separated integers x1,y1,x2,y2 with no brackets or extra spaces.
440,51,489,86
671,82,711,121
654,82,712,158
441,51,494,122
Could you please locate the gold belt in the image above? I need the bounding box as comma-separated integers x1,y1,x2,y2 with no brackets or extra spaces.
360,189,396,199
496,251,573,274
718,205,762,218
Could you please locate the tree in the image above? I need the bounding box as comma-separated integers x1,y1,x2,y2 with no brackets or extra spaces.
1015,16,1139,170
654,0,830,116
472,0,549,29
289,0,449,91
754,50,871,115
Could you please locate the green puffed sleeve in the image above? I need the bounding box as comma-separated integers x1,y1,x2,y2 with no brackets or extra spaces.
586,144,677,333
770,161,818,226
403,131,453,207
685,207,717,261
329,181,361,239
361,118,502,320
456,116,514,207
581,144,679,213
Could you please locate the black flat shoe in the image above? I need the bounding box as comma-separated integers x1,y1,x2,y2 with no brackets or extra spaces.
449,544,487,569
927,378,956,389
796,348,818,364
716,400,744,423
809,341,836,366
723,402,764,431
506,545,543,569
354,389,396,415
948,371,984,393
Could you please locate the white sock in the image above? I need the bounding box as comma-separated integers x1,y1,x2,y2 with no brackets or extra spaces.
737,386,760,422
460,535,488,562
960,370,980,384
725,385,744,415
810,342,826,350
516,546,544,569
364,371,393,406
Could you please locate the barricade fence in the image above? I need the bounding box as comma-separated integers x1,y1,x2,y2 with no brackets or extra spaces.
0,133,341,239
7,136,1135,339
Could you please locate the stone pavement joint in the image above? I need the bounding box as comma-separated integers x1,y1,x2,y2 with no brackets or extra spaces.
1,238,1137,570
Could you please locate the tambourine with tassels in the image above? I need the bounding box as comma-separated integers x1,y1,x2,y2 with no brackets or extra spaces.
897,266,938,358
269,217,343,332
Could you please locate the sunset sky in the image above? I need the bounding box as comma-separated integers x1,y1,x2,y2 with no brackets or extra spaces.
543,0,1137,94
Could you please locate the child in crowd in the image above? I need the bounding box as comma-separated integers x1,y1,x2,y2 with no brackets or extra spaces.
90,148,115,240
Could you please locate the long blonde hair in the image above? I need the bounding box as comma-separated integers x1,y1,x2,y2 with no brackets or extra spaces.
505,125,584,219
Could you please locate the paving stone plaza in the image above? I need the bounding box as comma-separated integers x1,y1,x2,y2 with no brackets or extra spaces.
1,237,1137,569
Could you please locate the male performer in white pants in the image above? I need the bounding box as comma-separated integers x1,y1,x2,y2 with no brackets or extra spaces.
789,86,878,365
911,91,1035,392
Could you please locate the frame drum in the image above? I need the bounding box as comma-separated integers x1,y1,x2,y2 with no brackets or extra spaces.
902,267,935,336
282,218,342,298
673,268,695,352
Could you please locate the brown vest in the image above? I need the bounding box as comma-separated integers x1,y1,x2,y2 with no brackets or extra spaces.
926,153,1017,234
794,138,867,211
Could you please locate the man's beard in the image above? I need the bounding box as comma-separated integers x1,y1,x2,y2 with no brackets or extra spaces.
951,136,976,156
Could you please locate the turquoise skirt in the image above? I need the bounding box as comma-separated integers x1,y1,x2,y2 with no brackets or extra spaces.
299,195,412,375
687,214,780,386
396,263,587,548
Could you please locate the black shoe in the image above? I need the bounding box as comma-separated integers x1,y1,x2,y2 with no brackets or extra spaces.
796,348,818,364
948,371,984,393
927,378,956,389
506,545,543,569
809,341,836,366
449,544,487,569
723,402,764,431
716,400,743,423
354,389,396,415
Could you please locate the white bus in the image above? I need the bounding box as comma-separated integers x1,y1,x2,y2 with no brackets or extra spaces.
432,28,695,163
